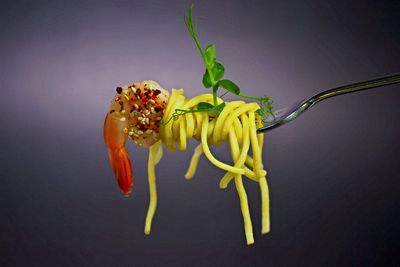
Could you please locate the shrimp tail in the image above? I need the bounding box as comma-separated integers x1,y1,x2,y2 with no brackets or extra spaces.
104,113,134,196
107,147,133,196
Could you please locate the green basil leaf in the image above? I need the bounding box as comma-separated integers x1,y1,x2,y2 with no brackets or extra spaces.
205,44,216,64
218,79,240,95
202,71,212,88
197,102,214,110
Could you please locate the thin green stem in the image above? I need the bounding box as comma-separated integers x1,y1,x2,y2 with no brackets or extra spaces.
186,5,218,105
212,87,218,106
192,33,218,105
239,93,263,101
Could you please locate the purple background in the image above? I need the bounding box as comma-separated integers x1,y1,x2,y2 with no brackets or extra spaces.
1,0,400,266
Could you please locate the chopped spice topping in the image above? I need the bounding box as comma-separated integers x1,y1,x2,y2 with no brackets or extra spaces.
111,81,168,147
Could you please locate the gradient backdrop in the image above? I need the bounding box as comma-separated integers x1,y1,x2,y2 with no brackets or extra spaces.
1,0,400,266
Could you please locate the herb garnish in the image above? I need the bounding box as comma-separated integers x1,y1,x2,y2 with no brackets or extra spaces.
166,4,273,123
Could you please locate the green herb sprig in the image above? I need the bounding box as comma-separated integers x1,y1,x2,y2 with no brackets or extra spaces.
166,4,273,123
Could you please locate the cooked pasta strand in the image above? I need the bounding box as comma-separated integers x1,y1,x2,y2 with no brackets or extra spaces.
201,115,245,175
144,141,161,234
234,175,254,245
259,176,270,234
185,144,203,179
219,114,251,188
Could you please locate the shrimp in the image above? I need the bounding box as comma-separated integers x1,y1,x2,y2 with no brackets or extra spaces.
104,81,169,196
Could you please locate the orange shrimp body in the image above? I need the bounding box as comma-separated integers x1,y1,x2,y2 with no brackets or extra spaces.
104,81,169,195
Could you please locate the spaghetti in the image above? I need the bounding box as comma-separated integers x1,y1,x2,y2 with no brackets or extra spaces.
152,88,269,245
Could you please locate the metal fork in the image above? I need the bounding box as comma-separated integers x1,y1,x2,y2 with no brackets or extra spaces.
257,73,400,133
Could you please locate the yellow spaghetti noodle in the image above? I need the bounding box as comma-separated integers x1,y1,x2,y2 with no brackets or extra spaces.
144,88,270,245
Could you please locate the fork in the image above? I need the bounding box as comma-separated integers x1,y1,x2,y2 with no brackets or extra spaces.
257,73,400,133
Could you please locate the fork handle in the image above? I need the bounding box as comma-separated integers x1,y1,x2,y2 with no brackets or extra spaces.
257,72,400,133
312,72,400,103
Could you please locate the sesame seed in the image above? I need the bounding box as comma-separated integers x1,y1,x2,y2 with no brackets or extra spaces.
120,117,126,122
129,131,134,136
123,94,129,100
146,129,153,134
137,130,144,135
148,99,155,104
121,110,126,114
150,107,156,114
145,118,150,124
156,117,162,121
134,103,139,109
